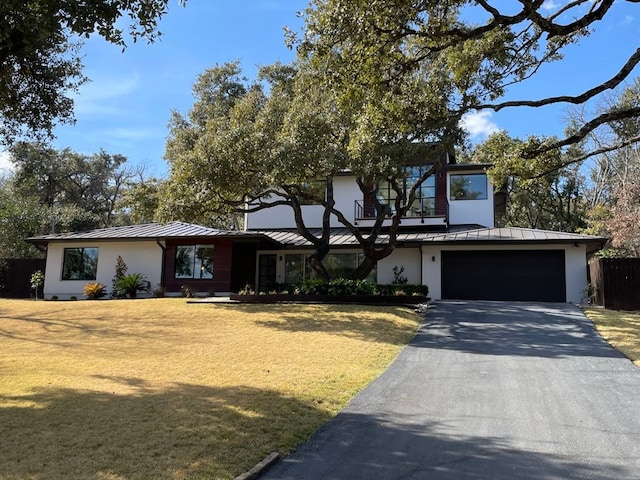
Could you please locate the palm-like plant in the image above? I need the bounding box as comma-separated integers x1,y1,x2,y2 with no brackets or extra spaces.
115,273,148,299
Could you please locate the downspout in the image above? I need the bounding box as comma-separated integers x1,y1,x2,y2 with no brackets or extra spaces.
156,239,166,287
419,245,423,285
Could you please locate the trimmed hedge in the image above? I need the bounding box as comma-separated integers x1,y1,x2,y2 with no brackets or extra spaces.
245,278,428,297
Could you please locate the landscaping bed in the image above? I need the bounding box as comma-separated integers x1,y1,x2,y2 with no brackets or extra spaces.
230,293,429,305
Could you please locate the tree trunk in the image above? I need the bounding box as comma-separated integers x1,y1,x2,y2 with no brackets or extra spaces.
348,255,377,280
306,245,330,281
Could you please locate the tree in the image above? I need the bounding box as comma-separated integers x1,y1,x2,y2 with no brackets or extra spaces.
161,61,449,280
470,131,587,232
608,180,640,256
0,176,47,258
10,142,137,231
296,0,640,168
0,0,184,144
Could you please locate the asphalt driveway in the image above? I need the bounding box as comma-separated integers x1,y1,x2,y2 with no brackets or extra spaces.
261,301,640,479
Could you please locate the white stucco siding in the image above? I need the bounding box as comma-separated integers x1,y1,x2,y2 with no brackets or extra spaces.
377,248,422,284
43,240,163,299
421,244,588,304
448,197,495,227
244,175,362,230
447,170,495,227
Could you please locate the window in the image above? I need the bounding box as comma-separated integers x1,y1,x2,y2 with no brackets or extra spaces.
376,166,436,216
62,247,99,280
175,245,214,279
450,173,488,200
284,253,376,283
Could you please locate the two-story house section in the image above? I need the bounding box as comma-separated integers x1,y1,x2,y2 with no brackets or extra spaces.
245,152,494,231
28,156,606,303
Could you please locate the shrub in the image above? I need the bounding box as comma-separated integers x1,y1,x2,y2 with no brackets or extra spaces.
392,265,408,285
180,284,197,298
30,270,45,300
116,273,148,299
238,284,255,295
49,295,59,301
111,256,128,298
151,284,166,298
83,282,107,299
70,296,77,301
377,283,428,296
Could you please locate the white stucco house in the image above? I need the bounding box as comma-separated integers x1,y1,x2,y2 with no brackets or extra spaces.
27,155,605,302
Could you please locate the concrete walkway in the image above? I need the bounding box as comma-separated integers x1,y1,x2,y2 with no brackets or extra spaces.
261,301,640,479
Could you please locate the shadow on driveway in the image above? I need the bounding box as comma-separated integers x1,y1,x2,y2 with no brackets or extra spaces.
262,301,640,480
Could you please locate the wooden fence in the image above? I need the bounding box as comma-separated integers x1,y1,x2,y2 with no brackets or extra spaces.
0,259,46,298
589,258,640,311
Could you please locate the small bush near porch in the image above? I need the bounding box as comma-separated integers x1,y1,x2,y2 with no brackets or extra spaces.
0,298,419,479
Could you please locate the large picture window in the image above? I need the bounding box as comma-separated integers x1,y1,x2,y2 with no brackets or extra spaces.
284,253,376,283
376,166,436,216
450,174,488,200
175,245,214,279
62,247,99,280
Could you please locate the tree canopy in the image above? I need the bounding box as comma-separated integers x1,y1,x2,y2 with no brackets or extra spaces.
162,1,640,278
0,0,183,144
297,0,640,168
0,142,143,258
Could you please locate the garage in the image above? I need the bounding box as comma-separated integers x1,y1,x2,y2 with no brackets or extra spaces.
441,250,566,302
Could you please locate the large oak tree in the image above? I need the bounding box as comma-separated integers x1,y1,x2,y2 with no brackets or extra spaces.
0,0,183,144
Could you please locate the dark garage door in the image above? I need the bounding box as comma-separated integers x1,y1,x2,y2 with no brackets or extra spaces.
442,250,566,302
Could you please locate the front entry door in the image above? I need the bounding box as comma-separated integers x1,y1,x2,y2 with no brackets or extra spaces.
257,254,277,292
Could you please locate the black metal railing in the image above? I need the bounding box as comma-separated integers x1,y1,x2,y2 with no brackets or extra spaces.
354,197,448,222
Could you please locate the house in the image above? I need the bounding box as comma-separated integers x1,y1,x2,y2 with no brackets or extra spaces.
27,155,605,303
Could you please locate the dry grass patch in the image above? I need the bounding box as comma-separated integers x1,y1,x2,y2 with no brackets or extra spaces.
0,298,419,479
583,307,640,364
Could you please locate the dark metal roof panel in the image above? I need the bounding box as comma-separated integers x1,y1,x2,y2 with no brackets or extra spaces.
27,222,260,242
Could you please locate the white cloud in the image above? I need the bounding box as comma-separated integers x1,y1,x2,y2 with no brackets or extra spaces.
104,127,160,142
73,74,140,116
461,110,500,140
541,0,561,11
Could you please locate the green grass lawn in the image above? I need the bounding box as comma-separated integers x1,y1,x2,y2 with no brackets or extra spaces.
0,298,419,480
583,307,640,365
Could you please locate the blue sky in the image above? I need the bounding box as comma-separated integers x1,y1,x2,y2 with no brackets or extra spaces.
1,0,639,176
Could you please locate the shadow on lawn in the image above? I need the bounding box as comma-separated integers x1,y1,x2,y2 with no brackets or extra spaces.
245,304,420,345
0,380,330,479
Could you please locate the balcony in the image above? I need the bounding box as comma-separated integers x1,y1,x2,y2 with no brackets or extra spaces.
354,197,449,227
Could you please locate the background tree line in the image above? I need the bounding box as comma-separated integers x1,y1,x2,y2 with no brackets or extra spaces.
2,1,640,275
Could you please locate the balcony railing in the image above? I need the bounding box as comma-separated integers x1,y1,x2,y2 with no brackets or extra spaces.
354,197,449,223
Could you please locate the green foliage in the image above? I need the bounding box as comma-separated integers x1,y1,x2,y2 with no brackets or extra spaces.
83,282,107,299
30,270,44,300
473,132,587,232
292,279,428,297
111,256,128,298
0,0,179,143
115,273,148,299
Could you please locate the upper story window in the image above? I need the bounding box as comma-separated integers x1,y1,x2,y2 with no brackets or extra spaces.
450,173,488,200
377,166,435,203
62,247,99,280
175,245,214,279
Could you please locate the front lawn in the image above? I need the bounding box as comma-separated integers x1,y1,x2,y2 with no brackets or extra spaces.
583,307,640,364
0,298,419,479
